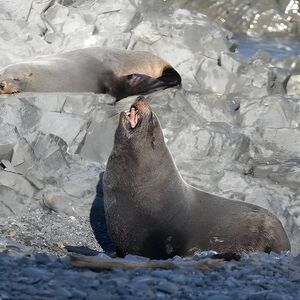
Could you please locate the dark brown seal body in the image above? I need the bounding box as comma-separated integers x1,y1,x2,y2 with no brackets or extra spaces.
0,48,181,100
103,97,290,259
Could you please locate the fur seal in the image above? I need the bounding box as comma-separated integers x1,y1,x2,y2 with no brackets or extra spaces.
0,48,181,100
103,96,290,259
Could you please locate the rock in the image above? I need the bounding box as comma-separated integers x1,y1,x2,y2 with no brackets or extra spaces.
287,74,300,96
0,144,14,161
0,171,34,198
20,267,53,280
1,0,33,21
34,252,52,264
178,0,300,38
42,191,78,216
123,254,150,262
290,271,300,282
44,3,70,32
79,117,117,163
206,295,234,300
157,281,179,294
38,112,86,146
0,237,34,256
129,8,232,92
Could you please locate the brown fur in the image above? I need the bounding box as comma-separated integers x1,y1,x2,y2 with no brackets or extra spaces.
103,97,291,259
0,48,181,100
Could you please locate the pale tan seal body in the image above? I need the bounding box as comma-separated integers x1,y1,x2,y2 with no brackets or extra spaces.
103,97,290,259
0,48,181,100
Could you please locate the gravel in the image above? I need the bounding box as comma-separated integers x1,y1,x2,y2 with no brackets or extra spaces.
0,245,299,299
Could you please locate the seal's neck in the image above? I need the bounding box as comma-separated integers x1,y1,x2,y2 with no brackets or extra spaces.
107,133,181,192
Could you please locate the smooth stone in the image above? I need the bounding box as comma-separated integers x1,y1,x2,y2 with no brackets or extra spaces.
157,281,179,294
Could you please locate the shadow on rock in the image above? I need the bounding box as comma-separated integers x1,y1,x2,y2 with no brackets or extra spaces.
89,171,116,254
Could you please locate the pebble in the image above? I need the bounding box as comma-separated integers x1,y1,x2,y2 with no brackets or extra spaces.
206,295,234,300
34,252,52,264
157,281,179,294
0,249,299,299
124,254,150,262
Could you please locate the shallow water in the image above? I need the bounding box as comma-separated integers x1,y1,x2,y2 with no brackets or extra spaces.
236,36,300,59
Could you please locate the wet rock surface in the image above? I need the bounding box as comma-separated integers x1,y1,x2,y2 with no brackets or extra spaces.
0,0,300,298
176,0,300,38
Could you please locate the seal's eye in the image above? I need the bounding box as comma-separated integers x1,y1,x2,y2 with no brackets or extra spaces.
13,78,20,82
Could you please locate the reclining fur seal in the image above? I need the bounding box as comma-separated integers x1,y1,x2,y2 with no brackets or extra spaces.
102,96,290,259
0,47,181,100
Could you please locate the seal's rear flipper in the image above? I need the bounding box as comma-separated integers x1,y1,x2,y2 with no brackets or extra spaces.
156,67,182,86
114,68,182,100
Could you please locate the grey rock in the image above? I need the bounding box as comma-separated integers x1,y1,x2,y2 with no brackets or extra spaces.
53,286,73,299
0,237,34,256
178,0,300,38
157,281,179,294
70,288,87,299
79,117,117,163
20,267,53,279
151,269,173,278
34,252,52,264
38,112,86,146
287,74,300,96
124,254,150,262
0,171,34,198
290,271,300,282
206,296,234,300
0,144,14,161
134,275,158,285
1,0,33,21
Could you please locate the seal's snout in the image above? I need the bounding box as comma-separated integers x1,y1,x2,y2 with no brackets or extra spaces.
129,105,139,129
121,96,152,131
0,80,21,94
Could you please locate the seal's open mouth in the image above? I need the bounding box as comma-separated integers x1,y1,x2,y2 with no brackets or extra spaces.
128,104,139,129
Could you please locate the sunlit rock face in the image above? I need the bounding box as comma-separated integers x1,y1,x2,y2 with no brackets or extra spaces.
176,0,300,37
0,0,299,254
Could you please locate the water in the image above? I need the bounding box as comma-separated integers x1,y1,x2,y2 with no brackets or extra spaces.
236,36,300,60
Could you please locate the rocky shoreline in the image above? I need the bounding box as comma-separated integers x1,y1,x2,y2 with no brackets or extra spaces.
1,0,300,299
0,241,299,300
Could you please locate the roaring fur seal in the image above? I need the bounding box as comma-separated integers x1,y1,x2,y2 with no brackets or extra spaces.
103,96,290,259
0,48,181,100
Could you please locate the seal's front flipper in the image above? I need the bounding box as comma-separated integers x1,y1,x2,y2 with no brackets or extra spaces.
65,245,101,256
114,68,181,100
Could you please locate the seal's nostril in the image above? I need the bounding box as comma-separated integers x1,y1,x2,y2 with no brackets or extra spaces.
0,82,4,90
136,96,145,101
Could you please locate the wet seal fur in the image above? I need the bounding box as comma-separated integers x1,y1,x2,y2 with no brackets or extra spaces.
0,47,181,100
102,96,290,259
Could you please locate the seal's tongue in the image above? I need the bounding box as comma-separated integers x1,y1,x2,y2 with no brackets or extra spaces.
129,107,138,128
